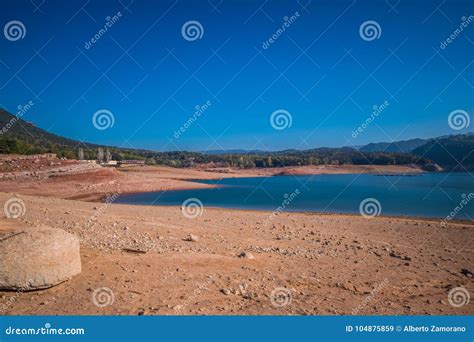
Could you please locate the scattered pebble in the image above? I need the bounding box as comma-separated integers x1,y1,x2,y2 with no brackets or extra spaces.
220,288,231,295
238,251,255,259
184,234,199,242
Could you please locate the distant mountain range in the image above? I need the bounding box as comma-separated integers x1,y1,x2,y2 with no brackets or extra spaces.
199,135,474,171
1,108,473,170
202,149,268,155
203,133,473,155
359,138,429,153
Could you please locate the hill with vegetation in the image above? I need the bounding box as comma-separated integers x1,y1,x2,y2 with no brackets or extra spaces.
0,108,153,161
359,138,429,153
412,134,474,171
0,108,439,169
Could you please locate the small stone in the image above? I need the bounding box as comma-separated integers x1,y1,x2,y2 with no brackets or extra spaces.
184,234,199,242
238,251,255,259
220,288,231,295
461,268,473,278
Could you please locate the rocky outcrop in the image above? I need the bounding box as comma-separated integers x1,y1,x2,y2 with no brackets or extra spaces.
0,227,81,290
421,163,443,172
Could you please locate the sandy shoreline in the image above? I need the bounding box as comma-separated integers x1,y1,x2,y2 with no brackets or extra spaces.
0,156,425,201
0,156,472,315
0,193,472,315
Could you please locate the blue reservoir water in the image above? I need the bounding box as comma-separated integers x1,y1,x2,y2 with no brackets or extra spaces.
114,173,474,219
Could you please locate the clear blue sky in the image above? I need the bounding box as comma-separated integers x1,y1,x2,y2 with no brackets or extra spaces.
0,0,473,151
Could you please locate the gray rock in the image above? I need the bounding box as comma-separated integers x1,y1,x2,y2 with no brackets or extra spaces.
238,251,255,259
220,288,231,295
184,234,199,242
0,227,81,290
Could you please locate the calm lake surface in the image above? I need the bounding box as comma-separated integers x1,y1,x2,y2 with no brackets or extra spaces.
115,173,474,219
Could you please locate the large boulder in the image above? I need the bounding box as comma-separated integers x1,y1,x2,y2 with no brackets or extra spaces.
0,227,81,290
